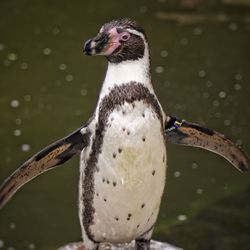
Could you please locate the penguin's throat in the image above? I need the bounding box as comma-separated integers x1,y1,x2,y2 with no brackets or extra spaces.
102,53,151,93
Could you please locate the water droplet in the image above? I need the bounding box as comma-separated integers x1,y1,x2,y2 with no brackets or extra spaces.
139,6,147,13
43,48,51,55
215,112,221,118
8,53,18,61
180,38,188,46
65,74,73,82
198,70,206,78
7,247,15,250
229,22,238,31
174,171,181,177
55,80,62,86
177,214,187,221
59,63,67,71
21,144,31,152
0,240,4,248
235,73,242,81
224,119,231,126
9,223,16,229
3,59,10,66
170,67,175,73
28,243,36,250
81,89,88,96
196,188,203,194
155,66,164,73
15,118,22,125
13,129,22,136
212,100,220,107
10,99,20,108
52,27,60,35
218,91,226,98
24,95,31,101
192,163,198,169
193,27,203,35
234,83,241,90
160,50,168,57
0,43,5,51
205,81,213,87
236,139,242,145
20,62,28,70
211,178,216,183
164,80,171,87
203,92,209,99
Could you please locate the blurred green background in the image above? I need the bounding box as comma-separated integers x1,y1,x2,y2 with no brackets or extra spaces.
0,0,249,249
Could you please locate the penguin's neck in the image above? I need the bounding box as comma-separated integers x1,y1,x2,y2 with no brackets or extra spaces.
99,49,153,100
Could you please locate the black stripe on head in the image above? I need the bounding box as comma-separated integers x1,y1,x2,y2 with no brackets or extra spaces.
82,82,163,241
107,33,145,63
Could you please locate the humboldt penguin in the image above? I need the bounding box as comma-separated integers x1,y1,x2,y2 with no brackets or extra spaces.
0,18,249,250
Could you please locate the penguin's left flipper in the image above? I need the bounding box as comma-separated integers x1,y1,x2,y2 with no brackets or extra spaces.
165,116,249,172
0,126,90,209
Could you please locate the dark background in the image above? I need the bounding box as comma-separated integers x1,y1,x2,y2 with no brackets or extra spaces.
0,0,249,249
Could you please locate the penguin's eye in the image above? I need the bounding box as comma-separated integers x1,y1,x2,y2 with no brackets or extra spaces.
121,34,130,41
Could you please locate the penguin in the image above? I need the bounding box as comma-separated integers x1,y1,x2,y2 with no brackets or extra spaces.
0,18,249,250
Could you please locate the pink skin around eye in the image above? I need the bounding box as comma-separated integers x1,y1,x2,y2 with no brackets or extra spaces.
102,27,130,56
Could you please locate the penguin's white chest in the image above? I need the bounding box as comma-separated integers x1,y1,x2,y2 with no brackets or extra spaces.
89,101,167,243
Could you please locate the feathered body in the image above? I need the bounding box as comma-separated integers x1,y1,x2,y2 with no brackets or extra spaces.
79,38,167,246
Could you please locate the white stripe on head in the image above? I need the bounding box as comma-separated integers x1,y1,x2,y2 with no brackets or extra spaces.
126,28,145,39
99,26,104,33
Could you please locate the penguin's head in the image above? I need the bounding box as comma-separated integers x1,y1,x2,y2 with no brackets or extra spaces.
83,18,147,63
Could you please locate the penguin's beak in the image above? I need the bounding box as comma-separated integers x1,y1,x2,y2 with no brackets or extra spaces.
83,33,110,56
83,28,127,56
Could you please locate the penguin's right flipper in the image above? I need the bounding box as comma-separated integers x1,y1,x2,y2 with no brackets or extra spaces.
165,116,249,173
0,126,90,209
